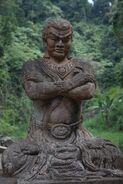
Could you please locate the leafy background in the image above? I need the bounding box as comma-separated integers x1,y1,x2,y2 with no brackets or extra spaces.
0,0,123,151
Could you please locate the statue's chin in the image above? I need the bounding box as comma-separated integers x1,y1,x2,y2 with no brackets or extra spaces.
51,51,68,62
53,54,65,61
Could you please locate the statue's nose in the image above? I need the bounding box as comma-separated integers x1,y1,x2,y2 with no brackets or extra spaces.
56,40,64,47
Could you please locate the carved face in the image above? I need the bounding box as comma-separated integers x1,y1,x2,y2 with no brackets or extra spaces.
45,27,72,61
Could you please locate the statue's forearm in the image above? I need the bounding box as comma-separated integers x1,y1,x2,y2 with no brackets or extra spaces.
23,73,95,100
23,80,75,100
60,73,96,99
64,82,96,101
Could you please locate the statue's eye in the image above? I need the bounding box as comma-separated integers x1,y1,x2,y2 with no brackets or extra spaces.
62,39,69,43
62,37,71,43
52,37,57,41
50,36,59,41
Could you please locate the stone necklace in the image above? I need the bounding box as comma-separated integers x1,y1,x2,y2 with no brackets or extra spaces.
43,59,74,80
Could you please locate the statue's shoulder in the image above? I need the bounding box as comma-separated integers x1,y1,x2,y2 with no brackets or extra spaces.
22,58,43,72
22,58,45,81
72,58,94,74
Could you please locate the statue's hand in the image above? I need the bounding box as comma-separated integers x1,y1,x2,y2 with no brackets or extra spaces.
54,80,73,92
20,142,39,155
53,73,95,94
72,73,95,87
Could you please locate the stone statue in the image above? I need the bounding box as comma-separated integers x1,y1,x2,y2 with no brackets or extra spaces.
1,19,123,184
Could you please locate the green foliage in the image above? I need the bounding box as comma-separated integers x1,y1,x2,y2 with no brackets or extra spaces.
91,0,114,24
112,0,123,42
84,87,123,131
19,0,63,23
0,0,19,49
115,57,123,87
53,0,92,22
100,26,122,62
0,91,30,139
109,96,123,131
72,21,105,61
84,127,123,152
98,59,123,89
0,18,42,139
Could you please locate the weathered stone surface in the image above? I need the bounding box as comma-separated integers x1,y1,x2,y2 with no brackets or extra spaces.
0,136,14,147
0,176,123,184
21,179,123,184
0,177,17,184
0,154,2,170
0,146,6,170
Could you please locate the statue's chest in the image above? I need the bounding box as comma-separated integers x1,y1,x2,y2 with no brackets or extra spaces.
40,59,83,81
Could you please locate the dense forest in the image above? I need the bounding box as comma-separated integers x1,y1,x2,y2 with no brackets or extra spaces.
0,0,123,150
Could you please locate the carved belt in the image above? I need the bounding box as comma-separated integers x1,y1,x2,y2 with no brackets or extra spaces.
30,115,82,139
45,119,82,139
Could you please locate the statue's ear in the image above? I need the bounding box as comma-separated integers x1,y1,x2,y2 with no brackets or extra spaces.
42,38,47,50
42,30,47,48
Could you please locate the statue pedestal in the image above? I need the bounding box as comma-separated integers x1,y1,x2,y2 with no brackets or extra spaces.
19,178,123,184
0,174,123,184
1,170,123,184
0,177,17,184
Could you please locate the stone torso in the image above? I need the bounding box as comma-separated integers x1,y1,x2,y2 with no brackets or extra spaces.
23,58,84,136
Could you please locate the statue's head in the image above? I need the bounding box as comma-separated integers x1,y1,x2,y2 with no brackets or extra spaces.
42,18,73,61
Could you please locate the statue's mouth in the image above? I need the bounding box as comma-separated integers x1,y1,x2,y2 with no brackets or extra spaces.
55,49,64,53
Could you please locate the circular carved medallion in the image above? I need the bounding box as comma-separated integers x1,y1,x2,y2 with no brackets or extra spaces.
51,124,71,139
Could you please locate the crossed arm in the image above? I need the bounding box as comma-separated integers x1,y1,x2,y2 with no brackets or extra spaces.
23,72,96,101
66,82,95,100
